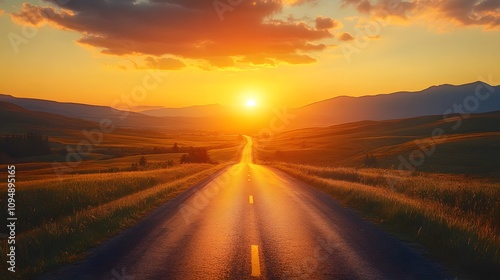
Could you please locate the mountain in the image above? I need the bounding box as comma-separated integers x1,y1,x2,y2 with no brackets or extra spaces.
140,104,230,117
0,94,208,131
0,94,272,132
0,94,131,122
0,101,185,153
0,101,99,135
1,81,499,132
290,81,500,129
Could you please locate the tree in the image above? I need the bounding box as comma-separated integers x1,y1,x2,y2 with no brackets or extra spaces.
171,142,180,153
0,132,51,158
180,147,211,164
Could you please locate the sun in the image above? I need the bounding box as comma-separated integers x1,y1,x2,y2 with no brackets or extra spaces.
246,99,257,107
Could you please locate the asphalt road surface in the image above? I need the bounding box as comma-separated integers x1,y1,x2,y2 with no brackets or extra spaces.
41,136,451,280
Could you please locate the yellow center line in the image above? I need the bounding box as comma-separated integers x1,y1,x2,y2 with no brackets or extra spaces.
251,245,261,277
249,195,254,204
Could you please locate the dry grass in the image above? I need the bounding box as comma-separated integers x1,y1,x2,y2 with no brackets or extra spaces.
0,135,244,280
1,136,243,181
0,163,231,279
269,162,500,279
254,111,500,177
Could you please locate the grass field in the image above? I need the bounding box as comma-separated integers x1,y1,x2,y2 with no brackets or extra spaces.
267,162,500,279
0,163,235,279
0,134,244,279
255,111,500,177
253,111,500,279
2,133,242,179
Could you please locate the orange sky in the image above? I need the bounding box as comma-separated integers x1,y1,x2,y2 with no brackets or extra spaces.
0,0,499,109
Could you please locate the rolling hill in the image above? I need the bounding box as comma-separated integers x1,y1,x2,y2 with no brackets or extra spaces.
0,101,179,149
255,109,500,176
140,104,230,117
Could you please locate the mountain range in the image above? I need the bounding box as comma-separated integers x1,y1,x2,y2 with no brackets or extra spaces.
1,81,499,133
290,81,500,128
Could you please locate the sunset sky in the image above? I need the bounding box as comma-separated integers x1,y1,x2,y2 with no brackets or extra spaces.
0,0,499,109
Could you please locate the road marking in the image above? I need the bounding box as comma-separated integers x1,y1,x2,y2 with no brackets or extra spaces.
249,195,254,204
251,245,261,277
248,178,251,181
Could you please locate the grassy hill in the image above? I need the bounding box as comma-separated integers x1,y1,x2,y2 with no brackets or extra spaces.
0,101,241,167
255,110,500,177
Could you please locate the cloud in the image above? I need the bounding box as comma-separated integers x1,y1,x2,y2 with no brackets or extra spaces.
338,32,355,41
285,0,319,6
205,56,236,69
275,53,317,64
341,0,500,29
238,54,277,67
10,0,334,69
144,57,186,71
10,3,54,26
315,16,343,29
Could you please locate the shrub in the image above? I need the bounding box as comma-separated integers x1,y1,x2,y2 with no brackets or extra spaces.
166,159,175,167
180,147,211,164
364,154,378,168
139,156,148,166
130,162,139,171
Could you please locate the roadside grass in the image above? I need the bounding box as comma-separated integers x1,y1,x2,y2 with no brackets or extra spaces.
15,165,217,233
0,163,232,279
269,162,500,279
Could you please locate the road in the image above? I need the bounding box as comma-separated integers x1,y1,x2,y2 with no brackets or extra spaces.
41,136,451,280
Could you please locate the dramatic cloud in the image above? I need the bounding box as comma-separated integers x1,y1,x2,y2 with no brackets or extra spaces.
342,0,500,29
339,32,355,41
10,0,334,69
